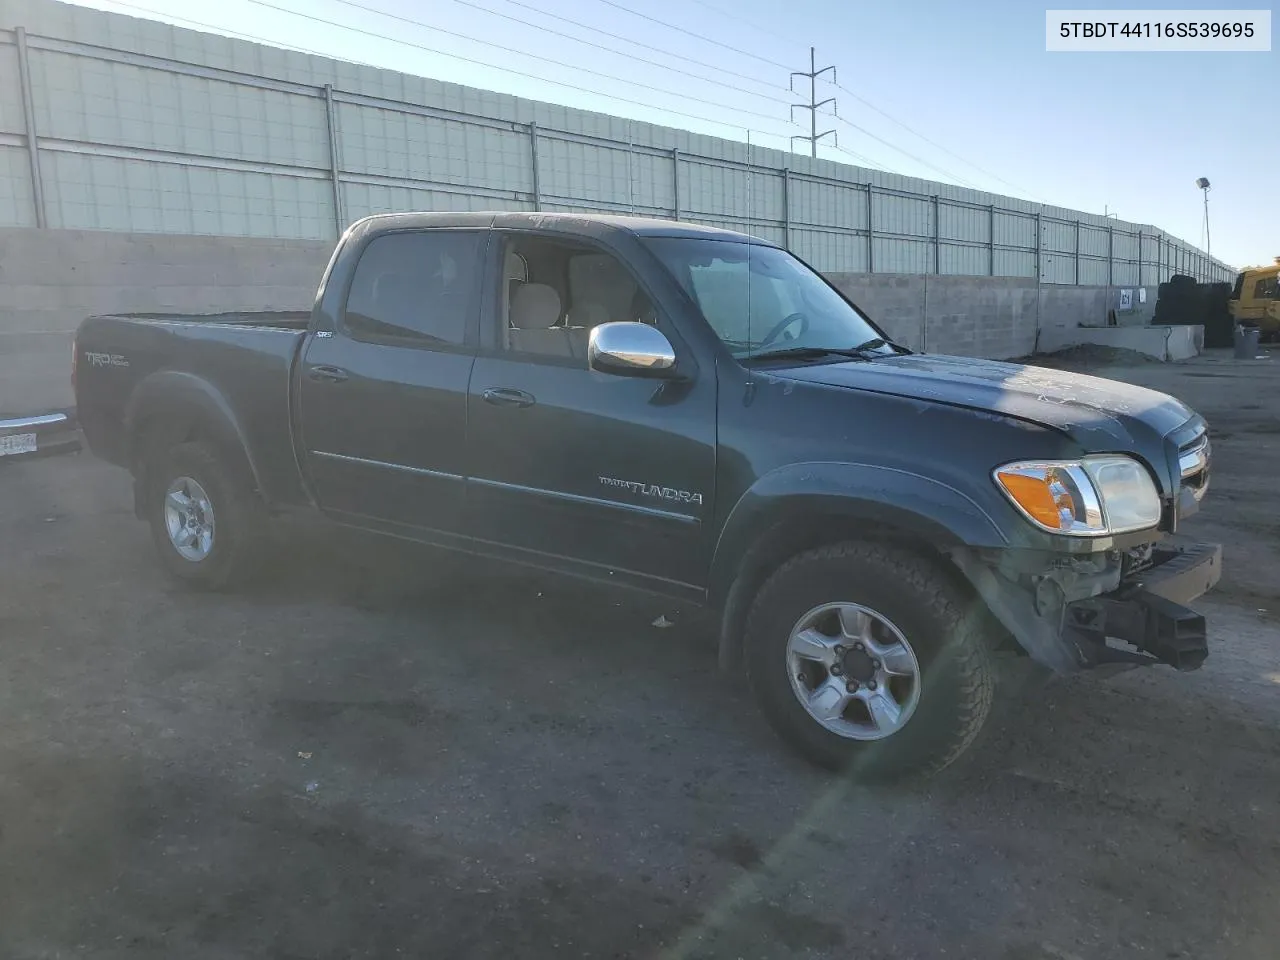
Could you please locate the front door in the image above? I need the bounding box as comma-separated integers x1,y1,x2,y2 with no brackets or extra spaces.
297,228,488,533
465,232,717,595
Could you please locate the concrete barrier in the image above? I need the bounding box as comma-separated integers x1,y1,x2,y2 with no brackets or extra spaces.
1037,322,1204,361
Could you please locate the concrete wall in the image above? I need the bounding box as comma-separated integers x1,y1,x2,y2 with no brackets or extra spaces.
0,226,330,412
0,0,1233,286
828,273,1117,360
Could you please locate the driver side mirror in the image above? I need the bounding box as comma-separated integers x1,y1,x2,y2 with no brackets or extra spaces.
588,322,677,377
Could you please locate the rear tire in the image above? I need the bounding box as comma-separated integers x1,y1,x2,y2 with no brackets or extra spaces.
146,441,264,589
744,541,995,780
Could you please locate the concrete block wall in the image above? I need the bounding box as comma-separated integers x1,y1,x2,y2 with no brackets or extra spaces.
828,273,1115,360
0,226,331,411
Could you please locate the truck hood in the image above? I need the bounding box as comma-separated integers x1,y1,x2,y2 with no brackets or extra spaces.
774,353,1197,451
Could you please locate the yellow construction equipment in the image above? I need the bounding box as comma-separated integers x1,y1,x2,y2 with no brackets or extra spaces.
1229,258,1280,338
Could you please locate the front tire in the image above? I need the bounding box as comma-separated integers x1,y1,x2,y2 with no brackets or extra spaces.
146,441,264,589
744,541,995,780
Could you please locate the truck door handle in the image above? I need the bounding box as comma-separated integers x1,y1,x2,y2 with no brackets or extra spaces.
482,387,536,408
308,364,349,383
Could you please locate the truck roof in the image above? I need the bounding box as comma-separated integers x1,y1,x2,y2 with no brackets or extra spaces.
352,211,775,245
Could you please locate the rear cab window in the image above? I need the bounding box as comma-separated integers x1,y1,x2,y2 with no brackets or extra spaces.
342,230,487,347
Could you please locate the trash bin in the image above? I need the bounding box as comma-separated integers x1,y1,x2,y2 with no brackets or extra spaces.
1234,324,1261,359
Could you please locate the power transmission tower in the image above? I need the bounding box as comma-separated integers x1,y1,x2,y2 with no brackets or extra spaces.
790,47,837,157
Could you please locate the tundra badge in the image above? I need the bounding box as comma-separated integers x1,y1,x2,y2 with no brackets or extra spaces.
599,476,703,506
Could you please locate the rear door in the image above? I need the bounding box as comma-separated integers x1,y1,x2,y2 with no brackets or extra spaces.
465,231,717,595
297,228,488,533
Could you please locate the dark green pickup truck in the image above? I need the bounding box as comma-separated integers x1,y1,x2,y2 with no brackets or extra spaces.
74,212,1221,779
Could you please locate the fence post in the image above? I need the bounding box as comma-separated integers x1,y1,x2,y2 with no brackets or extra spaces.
15,27,47,229
1034,211,1042,281
781,167,790,251
866,185,874,273
1136,230,1143,286
931,194,939,274
1107,225,1113,286
322,84,344,237
988,204,995,276
1073,219,1080,285
671,148,680,220
529,121,541,212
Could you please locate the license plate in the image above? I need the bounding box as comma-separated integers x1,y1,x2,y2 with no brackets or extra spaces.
0,433,37,457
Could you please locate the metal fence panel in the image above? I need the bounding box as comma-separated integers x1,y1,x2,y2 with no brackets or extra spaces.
338,102,530,194
791,226,866,273
995,248,1036,278
875,236,932,274
993,210,1035,249
346,181,528,221
0,3,1236,285
938,203,987,243
41,151,333,237
0,143,35,225
791,177,866,230
939,242,988,276
875,192,932,242
31,49,329,170
0,42,24,134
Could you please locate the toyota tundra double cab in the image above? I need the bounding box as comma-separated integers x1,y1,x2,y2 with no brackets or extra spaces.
74,212,1221,779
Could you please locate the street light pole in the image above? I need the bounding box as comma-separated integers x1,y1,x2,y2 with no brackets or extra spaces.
1196,177,1211,257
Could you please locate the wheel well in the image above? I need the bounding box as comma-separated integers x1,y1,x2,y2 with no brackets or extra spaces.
715,513,963,673
130,407,259,514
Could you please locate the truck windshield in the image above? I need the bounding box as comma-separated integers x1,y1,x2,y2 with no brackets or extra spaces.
643,237,889,359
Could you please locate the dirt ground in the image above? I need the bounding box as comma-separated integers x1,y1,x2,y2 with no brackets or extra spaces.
1,348,1278,960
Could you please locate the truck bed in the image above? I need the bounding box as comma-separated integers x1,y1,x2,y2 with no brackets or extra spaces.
75,311,311,507
95,310,313,329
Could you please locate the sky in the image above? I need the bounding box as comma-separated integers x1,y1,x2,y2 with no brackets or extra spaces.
72,0,1276,269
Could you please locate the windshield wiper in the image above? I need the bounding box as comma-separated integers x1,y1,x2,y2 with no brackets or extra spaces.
850,337,911,354
743,345,879,364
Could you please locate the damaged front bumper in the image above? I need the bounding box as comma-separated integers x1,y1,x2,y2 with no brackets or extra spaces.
953,541,1222,674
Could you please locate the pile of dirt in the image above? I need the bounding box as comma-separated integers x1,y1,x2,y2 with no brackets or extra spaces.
1014,344,1162,369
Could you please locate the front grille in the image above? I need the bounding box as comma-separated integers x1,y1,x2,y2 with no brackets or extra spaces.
1178,431,1211,502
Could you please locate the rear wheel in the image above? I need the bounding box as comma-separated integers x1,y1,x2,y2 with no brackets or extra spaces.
744,541,995,779
146,441,264,589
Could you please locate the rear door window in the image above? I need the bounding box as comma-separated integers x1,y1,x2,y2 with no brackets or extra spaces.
343,230,486,346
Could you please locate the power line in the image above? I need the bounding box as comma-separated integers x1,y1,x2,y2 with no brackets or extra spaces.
831,79,1048,201
243,0,793,128
336,0,793,105
94,0,383,65
586,0,795,71
831,143,888,172
829,111,985,190
680,0,812,51
441,0,794,95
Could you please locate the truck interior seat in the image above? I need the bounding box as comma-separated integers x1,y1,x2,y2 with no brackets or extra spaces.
508,282,573,357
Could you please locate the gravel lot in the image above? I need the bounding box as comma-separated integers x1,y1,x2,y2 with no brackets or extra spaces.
2,349,1278,960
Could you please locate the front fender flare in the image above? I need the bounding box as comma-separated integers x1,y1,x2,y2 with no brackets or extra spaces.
710,461,1009,602
709,461,1012,670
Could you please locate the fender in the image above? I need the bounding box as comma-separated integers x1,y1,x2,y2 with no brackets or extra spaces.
709,460,1010,608
124,370,264,497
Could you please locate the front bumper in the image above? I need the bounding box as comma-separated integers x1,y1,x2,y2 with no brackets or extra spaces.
1066,542,1222,671
954,540,1222,673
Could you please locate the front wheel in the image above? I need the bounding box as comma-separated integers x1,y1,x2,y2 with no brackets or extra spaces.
744,541,995,780
146,441,264,589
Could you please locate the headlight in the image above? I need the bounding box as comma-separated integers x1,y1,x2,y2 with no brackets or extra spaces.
993,456,1161,536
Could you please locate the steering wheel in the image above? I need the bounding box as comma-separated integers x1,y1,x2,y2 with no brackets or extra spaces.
758,312,808,349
